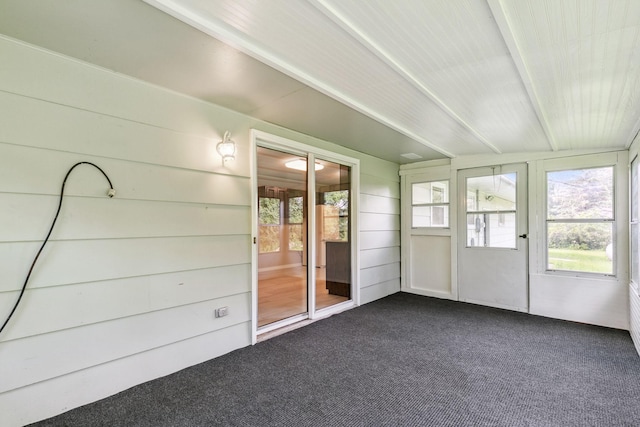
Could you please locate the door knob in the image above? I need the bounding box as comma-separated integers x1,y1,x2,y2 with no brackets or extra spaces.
519,234,528,238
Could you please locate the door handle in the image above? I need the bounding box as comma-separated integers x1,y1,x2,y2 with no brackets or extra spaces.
519,234,528,239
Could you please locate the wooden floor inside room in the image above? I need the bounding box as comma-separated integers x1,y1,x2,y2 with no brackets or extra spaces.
258,266,348,327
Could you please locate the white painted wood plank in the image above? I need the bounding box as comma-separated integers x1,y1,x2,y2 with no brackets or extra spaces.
1,322,251,427
0,193,250,242
359,157,400,182
359,230,399,250
0,235,251,292
0,37,247,137
0,90,250,177
360,193,399,215
0,143,251,206
360,262,400,288
0,292,250,393
361,173,400,198
360,247,400,269
1,264,250,340
360,212,399,231
360,279,399,305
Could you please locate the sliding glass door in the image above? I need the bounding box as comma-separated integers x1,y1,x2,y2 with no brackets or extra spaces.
255,143,354,333
315,159,351,310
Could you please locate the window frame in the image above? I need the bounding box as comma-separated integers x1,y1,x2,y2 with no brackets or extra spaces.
411,180,450,229
544,165,616,277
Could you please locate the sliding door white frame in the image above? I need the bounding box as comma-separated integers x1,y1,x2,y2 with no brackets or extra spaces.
250,130,360,344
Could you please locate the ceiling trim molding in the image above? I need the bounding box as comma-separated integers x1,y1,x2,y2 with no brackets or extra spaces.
487,0,559,152
144,0,456,158
310,0,502,155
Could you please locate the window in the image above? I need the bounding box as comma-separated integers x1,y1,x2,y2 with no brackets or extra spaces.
412,181,449,228
288,194,304,251
322,190,349,241
465,173,517,248
258,197,281,253
546,166,614,275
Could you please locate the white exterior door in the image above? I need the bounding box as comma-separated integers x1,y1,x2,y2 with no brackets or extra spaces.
457,164,528,312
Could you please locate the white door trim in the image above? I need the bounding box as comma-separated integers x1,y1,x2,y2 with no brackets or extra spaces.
250,130,360,344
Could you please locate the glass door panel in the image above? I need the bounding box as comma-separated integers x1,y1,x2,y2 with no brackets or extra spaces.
315,160,351,310
257,147,308,327
465,173,517,248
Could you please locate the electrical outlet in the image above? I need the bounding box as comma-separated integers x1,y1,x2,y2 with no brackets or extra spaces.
215,306,229,318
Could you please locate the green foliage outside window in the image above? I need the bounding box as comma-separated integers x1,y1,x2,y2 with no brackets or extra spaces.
323,190,349,241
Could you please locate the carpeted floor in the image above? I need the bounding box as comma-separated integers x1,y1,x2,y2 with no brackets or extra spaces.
30,293,640,426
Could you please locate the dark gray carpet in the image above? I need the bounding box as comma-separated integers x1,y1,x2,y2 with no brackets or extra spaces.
30,293,640,426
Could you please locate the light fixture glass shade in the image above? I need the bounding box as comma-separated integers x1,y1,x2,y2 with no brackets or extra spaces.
216,131,236,162
284,159,324,171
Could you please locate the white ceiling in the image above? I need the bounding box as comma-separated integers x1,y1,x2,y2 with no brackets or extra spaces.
1,0,639,164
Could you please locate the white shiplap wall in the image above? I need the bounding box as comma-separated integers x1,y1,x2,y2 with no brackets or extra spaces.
359,167,401,304
0,36,400,426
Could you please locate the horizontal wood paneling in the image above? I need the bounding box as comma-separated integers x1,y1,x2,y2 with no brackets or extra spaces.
360,279,400,304
0,143,250,205
360,173,400,198
0,91,236,173
0,292,250,393
1,264,250,340
361,263,400,288
0,37,242,137
359,157,400,183
3,322,251,427
0,193,251,242
0,235,251,291
360,212,399,232
360,247,400,269
360,230,400,250
360,193,399,215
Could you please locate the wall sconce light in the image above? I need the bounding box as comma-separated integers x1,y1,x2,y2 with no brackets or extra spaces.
216,131,236,163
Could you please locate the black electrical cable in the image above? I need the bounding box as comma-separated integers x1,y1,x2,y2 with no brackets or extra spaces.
0,162,115,337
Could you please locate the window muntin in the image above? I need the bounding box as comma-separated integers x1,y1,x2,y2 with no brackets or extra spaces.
412,180,449,228
546,166,614,275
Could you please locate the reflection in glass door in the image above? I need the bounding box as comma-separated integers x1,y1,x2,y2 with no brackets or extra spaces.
256,147,352,329
315,160,351,311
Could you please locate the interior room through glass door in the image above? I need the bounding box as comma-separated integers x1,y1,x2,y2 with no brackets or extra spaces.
256,147,353,329
257,147,308,327
315,159,352,310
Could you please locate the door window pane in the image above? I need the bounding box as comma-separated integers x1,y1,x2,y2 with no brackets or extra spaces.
466,212,516,248
466,173,517,248
412,180,449,228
